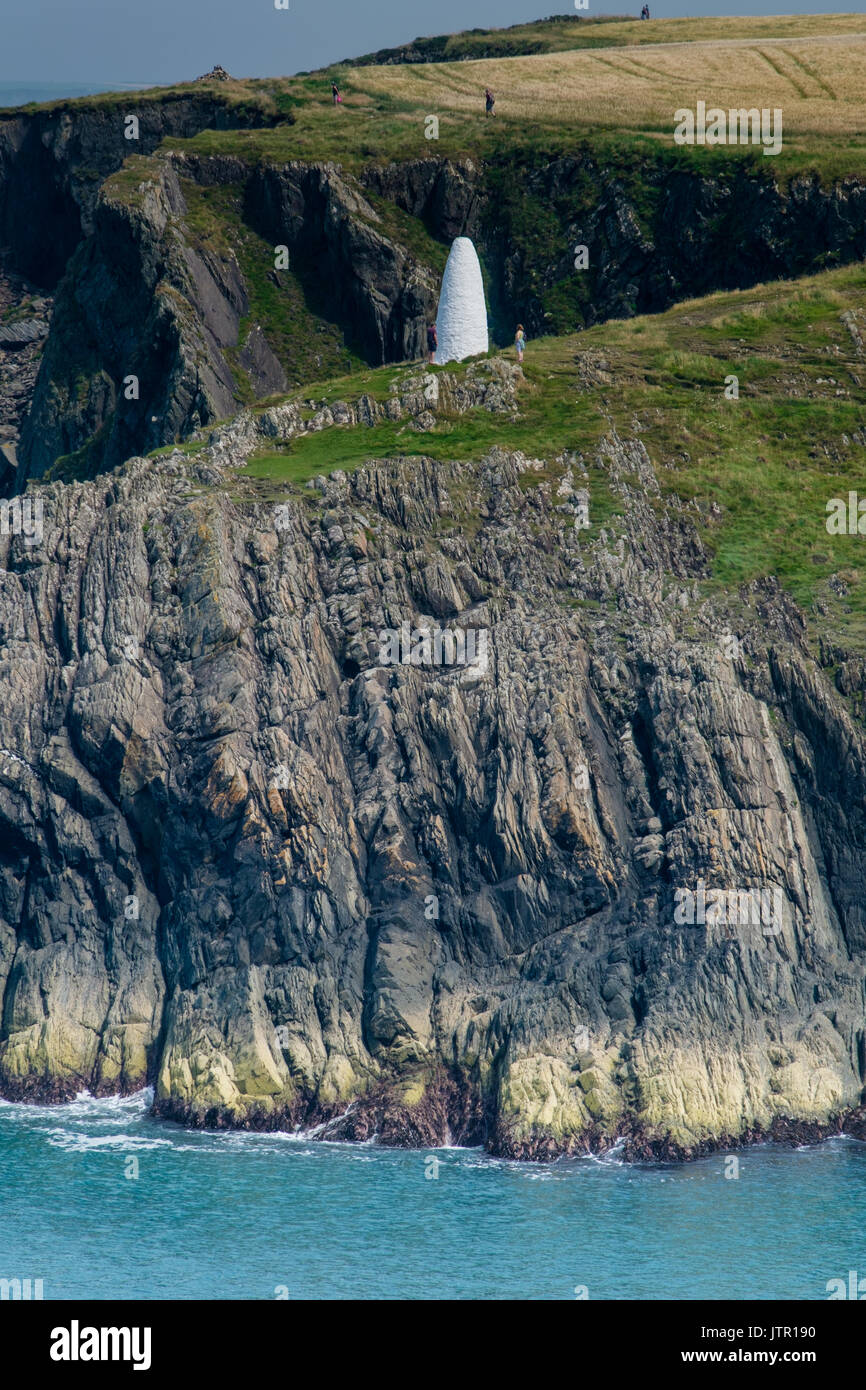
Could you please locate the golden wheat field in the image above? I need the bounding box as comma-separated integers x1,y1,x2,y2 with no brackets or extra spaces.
351,18,866,147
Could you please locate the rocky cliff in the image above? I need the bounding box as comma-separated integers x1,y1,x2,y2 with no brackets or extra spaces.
2,369,865,1160
3,62,866,1163
17,156,263,481
0,91,285,284
14,151,441,484
12,140,866,488
365,153,866,337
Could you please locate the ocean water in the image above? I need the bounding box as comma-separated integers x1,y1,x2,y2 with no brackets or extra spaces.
0,83,152,110
1,1090,865,1300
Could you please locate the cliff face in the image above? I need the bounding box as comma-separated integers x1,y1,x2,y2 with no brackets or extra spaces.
14,144,866,488
15,153,440,484
0,95,283,286
2,384,865,1159
17,159,251,481
364,154,866,339
3,80,866,1161
0,92,289,482
244,160,439,364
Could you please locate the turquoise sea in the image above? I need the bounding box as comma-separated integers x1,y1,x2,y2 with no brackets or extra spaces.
1,1090,865,1300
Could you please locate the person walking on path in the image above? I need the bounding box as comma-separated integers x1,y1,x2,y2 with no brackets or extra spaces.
514,324,525,363
485,87,495,116
427,322,438,363
332,82,342,105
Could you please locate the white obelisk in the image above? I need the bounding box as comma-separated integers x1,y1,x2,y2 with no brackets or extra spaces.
433,236,488,365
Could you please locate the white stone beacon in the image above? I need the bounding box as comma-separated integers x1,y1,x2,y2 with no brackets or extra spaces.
433,236,489,365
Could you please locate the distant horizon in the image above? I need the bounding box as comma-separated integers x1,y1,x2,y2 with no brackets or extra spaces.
0,81,159,109
0,3,858,88
0,81,156,90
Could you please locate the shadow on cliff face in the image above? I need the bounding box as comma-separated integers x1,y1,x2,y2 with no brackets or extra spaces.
242,163,437,366
365,151,866,344
0,95,288,287
7,141,866,488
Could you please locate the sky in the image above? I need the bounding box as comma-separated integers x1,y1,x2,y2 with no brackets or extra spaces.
0,1,858,87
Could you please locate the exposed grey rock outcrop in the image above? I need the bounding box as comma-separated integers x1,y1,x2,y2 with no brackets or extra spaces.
0,321,47,346
244,160,439,364
0,270,53,486
2,409,864,1159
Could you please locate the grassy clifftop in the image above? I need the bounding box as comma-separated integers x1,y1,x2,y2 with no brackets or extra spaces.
141,13,865,181
0,77,292,121
347,10,866,65
5,14,866,179
204,259,866,658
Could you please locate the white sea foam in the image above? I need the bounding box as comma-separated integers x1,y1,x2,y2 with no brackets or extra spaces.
0,1087,152,1122
293,1099,360,1141
46,1129,173,1153
592,1138,627,1166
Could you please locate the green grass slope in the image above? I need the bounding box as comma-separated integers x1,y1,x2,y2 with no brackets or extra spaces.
221,260,866,655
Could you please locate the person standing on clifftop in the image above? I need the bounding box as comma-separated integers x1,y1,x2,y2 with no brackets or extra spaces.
485,87,495,116
515,324,525,363
427,322,438,363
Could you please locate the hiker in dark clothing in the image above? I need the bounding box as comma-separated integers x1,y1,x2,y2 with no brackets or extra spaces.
332,82,342,105
485,88,495,116
427,323,438,363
